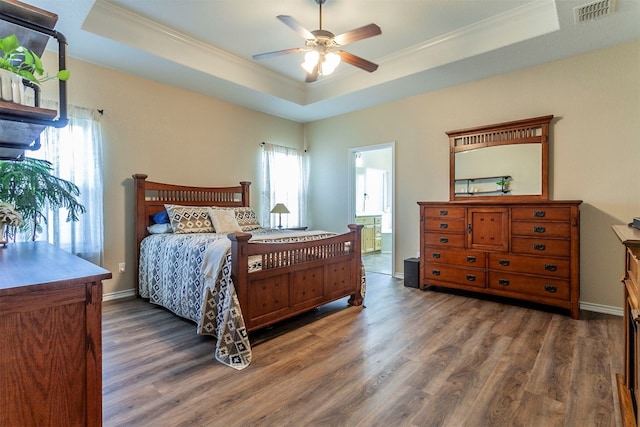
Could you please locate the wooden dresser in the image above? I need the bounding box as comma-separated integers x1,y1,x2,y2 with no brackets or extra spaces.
613,225,640,426
418,200,581,318
0,241,111,427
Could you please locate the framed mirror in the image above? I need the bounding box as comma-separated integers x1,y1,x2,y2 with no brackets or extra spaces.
448,115,552,201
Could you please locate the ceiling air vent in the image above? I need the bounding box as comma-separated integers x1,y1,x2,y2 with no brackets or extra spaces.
574,0,616,23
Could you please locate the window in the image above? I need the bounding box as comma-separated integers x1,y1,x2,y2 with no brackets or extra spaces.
261,143,307,229
26,104,104,265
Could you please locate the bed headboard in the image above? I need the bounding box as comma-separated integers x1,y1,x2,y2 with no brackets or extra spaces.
132,174,251,291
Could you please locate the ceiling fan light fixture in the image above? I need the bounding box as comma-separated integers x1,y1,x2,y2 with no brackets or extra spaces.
302,50,341,76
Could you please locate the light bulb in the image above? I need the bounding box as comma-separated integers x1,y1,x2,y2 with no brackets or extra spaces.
321,52,341,76
301,50,319,73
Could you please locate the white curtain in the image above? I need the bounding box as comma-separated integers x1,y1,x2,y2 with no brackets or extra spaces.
261,143,308,229
27,102,104,265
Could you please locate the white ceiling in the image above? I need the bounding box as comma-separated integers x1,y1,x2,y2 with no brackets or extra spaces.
19,0,640,122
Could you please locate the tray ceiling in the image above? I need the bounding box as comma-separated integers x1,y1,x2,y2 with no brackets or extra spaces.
19,0,640,122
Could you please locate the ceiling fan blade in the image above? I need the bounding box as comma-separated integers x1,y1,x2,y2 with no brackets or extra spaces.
305,65,319,83
253,47,304,60
277,15,315,39
333,23,381,46
337,51,379,72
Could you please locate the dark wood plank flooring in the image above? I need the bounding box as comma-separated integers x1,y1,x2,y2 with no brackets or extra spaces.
102,273,623,426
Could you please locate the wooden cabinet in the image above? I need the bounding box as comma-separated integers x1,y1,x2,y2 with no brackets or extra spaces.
419,200,581,318
0,241,111,427
613,225,640,427
356,215,382,254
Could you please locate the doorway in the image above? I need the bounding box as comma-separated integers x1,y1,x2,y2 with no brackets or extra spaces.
350,143,394,275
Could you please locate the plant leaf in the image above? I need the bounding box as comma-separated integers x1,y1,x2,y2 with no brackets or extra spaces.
1,34,20,52
57,69,70,81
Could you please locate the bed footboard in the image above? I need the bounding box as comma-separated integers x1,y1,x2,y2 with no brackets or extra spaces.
229,224,364,331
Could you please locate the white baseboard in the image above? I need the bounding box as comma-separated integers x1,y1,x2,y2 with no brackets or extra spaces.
579,301,623,317
103,288,136,302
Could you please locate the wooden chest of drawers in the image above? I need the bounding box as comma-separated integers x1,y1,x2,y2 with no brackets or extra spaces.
419,201,581,318
0,242,111,427
613,225,640,426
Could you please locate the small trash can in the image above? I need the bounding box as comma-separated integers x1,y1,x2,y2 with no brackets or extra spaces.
404,257,420,288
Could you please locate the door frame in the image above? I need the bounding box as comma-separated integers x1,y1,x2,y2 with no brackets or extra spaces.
348,141,396,276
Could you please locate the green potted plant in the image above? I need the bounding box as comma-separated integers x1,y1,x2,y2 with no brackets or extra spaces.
0,33,70,104
0,34,70,85
496,178,509,191
0,158,85,242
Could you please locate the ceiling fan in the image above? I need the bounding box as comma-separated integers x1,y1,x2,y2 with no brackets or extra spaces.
252,0,382,83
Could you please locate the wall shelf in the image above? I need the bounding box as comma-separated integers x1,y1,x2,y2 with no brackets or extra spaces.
0,0,68,160
454,175,511,196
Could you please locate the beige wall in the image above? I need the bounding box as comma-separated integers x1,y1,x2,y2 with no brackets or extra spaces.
40,40,639,309
306,41,640,311
42,53,304,295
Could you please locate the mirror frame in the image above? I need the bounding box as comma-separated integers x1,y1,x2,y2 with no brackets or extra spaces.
448,115,552,202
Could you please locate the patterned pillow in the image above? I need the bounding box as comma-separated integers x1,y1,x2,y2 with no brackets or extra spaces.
165,204,214,234
210,206,262,232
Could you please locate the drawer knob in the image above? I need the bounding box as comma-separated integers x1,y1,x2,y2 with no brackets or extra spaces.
466,256,476,263
533,211,546,217
533,226,546,233
439,237,449,243
439,210,448,215
432,253,441,259
439,223,448,229
544,264,558,272
432,270,441,276
533,244,546,251
498,259,510,266
544,285,557,293
498,279,510,286
466,274,476,281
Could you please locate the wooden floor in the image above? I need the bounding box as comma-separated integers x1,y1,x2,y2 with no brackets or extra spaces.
103,273,624,426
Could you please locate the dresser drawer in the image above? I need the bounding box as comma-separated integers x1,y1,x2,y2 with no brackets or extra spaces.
423,207,465,219
424,247,486,267
511,237,571,257
511,221,571,238
425,233,465,248
424,263,485,288
488,271,570,301
488,253,570,278
628,247,640,288
424,218,466,233
511,207,571,221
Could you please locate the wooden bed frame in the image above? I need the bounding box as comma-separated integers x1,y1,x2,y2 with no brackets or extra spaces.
133,174,364,332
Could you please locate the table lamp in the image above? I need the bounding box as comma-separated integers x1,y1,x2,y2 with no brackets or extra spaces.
270,203,290,229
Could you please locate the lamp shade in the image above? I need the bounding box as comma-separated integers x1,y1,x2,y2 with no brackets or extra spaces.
270,203,290,214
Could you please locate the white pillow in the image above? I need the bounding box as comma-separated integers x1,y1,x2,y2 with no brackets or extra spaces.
209,206,262,231
147,223,173,234
207,208,243,233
